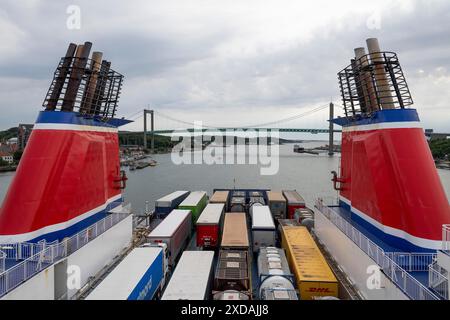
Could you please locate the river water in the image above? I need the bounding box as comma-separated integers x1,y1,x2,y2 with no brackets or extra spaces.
1,141,449,214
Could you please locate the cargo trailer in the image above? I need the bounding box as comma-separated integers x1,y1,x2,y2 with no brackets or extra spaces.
232,191,246,198
267,191,287,220
281,226,338,300
210,190,229,210
196,203,225,247
249,196,265,217
161,251,215,300
294,207,314,223
229,197,246,212
155,191,190,217
282,190,306,219
249,196,265,206
213,290,250,300
178,191,207,223
249,191,263,197
86,246,168,300
249,202,263,218
251,206,276,252
278,219,301,228
214,250,251,294
147,209,192,267
277,219,301,246
257,247,297,300
221,212,249,250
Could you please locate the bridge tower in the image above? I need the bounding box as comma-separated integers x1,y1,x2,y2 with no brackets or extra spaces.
328,102,334,156
143,109,155,153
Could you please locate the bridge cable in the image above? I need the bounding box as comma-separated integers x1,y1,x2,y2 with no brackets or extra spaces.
152,103,332,129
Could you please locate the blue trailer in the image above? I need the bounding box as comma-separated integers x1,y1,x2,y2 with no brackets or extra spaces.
86,245,168,300
155,191,190,217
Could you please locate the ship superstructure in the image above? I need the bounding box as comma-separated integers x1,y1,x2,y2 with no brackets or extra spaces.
314,38,450,300
0,42,133,299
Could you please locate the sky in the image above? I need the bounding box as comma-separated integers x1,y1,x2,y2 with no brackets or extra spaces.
0,0,449,133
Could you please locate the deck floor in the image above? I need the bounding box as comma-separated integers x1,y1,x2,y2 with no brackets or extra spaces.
328,205,429,287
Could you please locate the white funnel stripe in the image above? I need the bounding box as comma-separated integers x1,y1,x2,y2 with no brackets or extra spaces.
339,195,442,250
33,123,118,133
342,121,422,133
0,194,123,243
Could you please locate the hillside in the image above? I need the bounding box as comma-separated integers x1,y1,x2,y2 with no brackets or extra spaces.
0,127,18,142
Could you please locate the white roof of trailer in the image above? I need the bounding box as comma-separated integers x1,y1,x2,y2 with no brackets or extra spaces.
252,206,275,229
179,191,206,206
148,210,191,237
86,247,162,300
156,191,189,206
161,251,214,300
197,203,224,224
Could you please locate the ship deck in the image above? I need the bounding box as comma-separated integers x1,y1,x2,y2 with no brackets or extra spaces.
328,205,430,287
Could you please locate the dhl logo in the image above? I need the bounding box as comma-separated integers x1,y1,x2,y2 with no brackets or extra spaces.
306,287,333,293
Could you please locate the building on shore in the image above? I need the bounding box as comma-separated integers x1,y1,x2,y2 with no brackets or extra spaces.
18,124,33,150
0,151,13,164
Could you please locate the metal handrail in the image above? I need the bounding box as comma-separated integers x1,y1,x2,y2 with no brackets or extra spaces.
0,211,129,298
0,251,5,273
428,262,449,300
442,225,450,252
315,198,440,300
0,240,58,262
386,252,436,272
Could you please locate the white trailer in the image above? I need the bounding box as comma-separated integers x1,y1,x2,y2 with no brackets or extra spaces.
161,251,215,300
86,245,168,300
155,191,190,217
147,209,192,267
251,206,276,253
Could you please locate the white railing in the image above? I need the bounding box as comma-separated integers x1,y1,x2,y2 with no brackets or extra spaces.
386,252,436,272
443,225,450,253
0,212,129,298
0,251,5,273
428,262,449,300
315,198,440,300
0,240,58,262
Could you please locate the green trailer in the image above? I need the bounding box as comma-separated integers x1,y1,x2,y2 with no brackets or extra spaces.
178,191,208,223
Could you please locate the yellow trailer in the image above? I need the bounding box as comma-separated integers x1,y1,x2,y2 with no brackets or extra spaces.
281,226,338,300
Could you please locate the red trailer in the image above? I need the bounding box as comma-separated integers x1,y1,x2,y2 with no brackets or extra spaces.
282,190,305,219
196,203,225,247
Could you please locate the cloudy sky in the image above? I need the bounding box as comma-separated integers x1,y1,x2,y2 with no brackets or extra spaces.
0,0,449,133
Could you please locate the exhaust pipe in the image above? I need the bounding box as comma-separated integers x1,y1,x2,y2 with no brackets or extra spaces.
92,60,111,116
45,43,77,111
366,38,395,110
61,41,92,112
80,51,103,114
354,47,379,112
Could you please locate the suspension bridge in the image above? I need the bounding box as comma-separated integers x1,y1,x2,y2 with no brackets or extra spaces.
119,102,341,154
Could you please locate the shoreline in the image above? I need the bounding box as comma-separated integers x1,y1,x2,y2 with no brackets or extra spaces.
0,166,17,173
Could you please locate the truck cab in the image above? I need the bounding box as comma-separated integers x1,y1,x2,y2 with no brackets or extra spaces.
139,242,170,289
